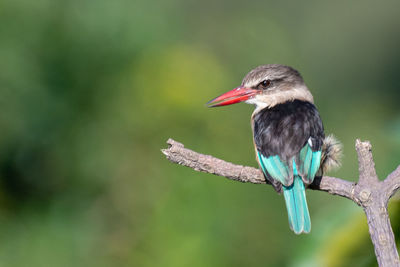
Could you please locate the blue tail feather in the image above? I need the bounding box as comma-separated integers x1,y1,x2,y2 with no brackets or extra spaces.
283,176,311,234
257,151,313,234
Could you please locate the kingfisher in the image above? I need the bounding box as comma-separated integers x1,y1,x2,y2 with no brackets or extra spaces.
207,64,341,234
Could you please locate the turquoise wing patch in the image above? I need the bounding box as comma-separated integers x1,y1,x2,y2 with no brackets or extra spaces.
257,151,292,186
298,143,321,183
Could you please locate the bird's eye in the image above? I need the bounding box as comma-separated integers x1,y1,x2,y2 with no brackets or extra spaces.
258,79,271,89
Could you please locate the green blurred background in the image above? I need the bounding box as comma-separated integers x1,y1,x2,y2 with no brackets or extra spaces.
0,0,400,266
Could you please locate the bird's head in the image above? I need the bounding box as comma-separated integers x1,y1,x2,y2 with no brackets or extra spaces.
207,64,313,110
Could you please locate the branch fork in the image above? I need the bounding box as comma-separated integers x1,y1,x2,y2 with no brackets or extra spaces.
162,138,400,267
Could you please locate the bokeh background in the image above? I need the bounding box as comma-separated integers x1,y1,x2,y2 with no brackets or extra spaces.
1,0,400,266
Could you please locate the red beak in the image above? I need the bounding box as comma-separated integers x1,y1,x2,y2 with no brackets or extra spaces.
207,87,258,107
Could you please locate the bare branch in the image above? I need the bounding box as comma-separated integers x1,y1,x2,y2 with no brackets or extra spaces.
382,165,400,202
162,138,354,200
309,176,355,201
162,138,400,267
162,138,265,184
355,139,379,186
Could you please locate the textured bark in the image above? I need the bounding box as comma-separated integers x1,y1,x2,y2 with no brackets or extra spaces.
162,138,400,267
365,203,398,266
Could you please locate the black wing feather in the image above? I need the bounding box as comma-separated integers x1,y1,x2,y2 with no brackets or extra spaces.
253,100,324,166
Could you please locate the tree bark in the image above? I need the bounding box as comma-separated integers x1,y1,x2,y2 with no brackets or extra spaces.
162,138,400,267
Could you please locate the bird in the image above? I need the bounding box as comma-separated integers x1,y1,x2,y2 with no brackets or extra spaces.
207,64,341,234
